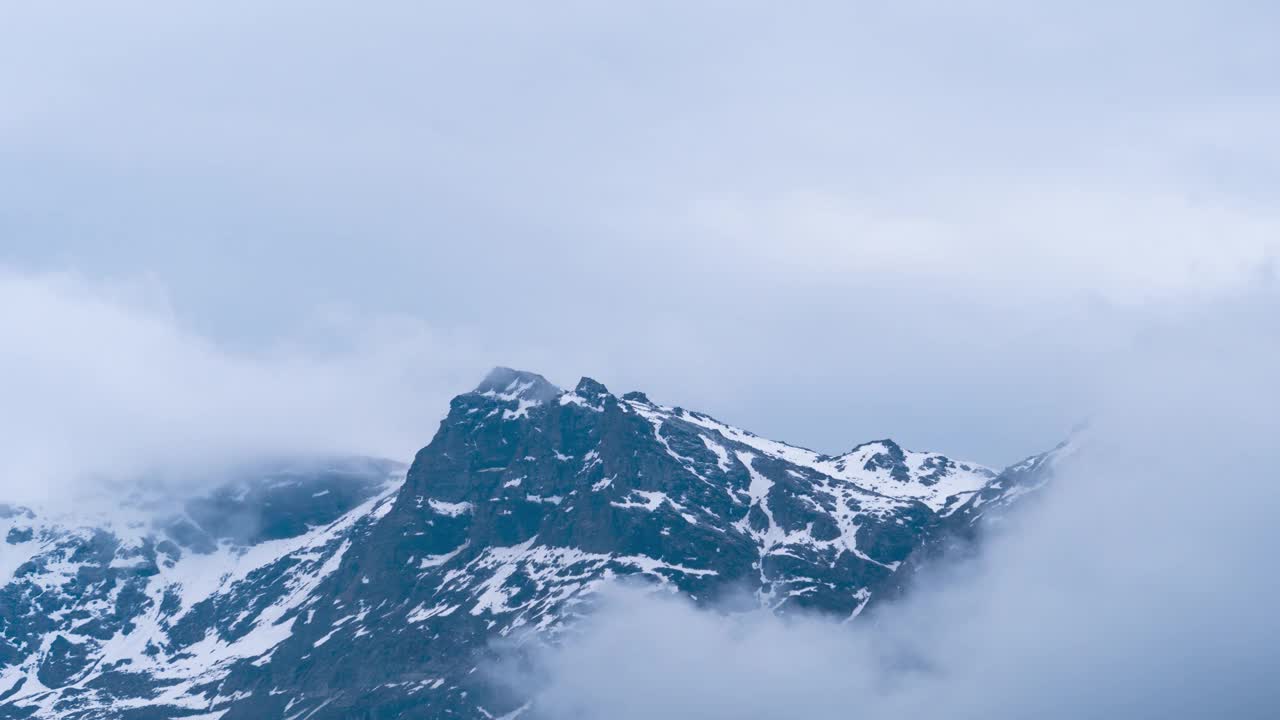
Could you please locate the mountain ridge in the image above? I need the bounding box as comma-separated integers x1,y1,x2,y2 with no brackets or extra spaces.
0,368,1056,719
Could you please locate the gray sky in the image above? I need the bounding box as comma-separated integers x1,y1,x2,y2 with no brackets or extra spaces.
3,1,1278,478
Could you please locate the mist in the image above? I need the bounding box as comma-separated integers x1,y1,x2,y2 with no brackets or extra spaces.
502,294,1280,719
0,267,487,506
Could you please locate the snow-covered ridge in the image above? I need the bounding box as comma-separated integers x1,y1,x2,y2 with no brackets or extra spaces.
0,460,404,718
470,366,994,513
2,367,1051,720
442,369,1007,629
618,390,993,513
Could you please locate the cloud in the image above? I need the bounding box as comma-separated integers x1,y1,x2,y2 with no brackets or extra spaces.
0,267,487,505
4,1,1280,466
503,292,1280,719
688,184,1280,304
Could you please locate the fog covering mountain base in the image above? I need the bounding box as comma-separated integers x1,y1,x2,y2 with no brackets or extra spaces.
509,302,1280,720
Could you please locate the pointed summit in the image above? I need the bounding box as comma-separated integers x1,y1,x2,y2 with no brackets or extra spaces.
573,376,610,398
473,367,561,403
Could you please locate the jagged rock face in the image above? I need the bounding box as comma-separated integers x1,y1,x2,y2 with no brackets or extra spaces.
1,369,1043,720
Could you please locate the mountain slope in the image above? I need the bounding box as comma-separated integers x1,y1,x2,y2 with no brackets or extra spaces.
217,369,1000,719
1,369,1050,719
0,459,403,719
868,437,1072,611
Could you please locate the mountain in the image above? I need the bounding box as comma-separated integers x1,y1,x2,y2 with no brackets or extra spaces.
868,437,1071,610
0,457,404,719
0,368,1057,719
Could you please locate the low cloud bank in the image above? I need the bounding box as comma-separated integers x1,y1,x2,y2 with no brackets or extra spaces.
506,296,1280,719
0,267,482,505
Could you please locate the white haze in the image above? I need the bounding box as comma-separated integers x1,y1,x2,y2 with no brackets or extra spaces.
505,294,1280,719
0,267,494,506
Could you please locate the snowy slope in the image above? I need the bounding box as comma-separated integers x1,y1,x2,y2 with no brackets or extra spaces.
1,369,1049,720
0,459,403,719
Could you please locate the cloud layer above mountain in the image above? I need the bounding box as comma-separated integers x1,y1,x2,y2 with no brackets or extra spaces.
4,1,1280,465
507,296,1280,718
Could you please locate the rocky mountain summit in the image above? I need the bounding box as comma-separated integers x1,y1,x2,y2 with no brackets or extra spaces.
0,369,1059,719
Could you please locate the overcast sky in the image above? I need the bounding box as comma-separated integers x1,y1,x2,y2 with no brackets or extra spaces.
2,1,1278,478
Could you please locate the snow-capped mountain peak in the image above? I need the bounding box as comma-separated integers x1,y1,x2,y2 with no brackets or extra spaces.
0,368,1055,720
